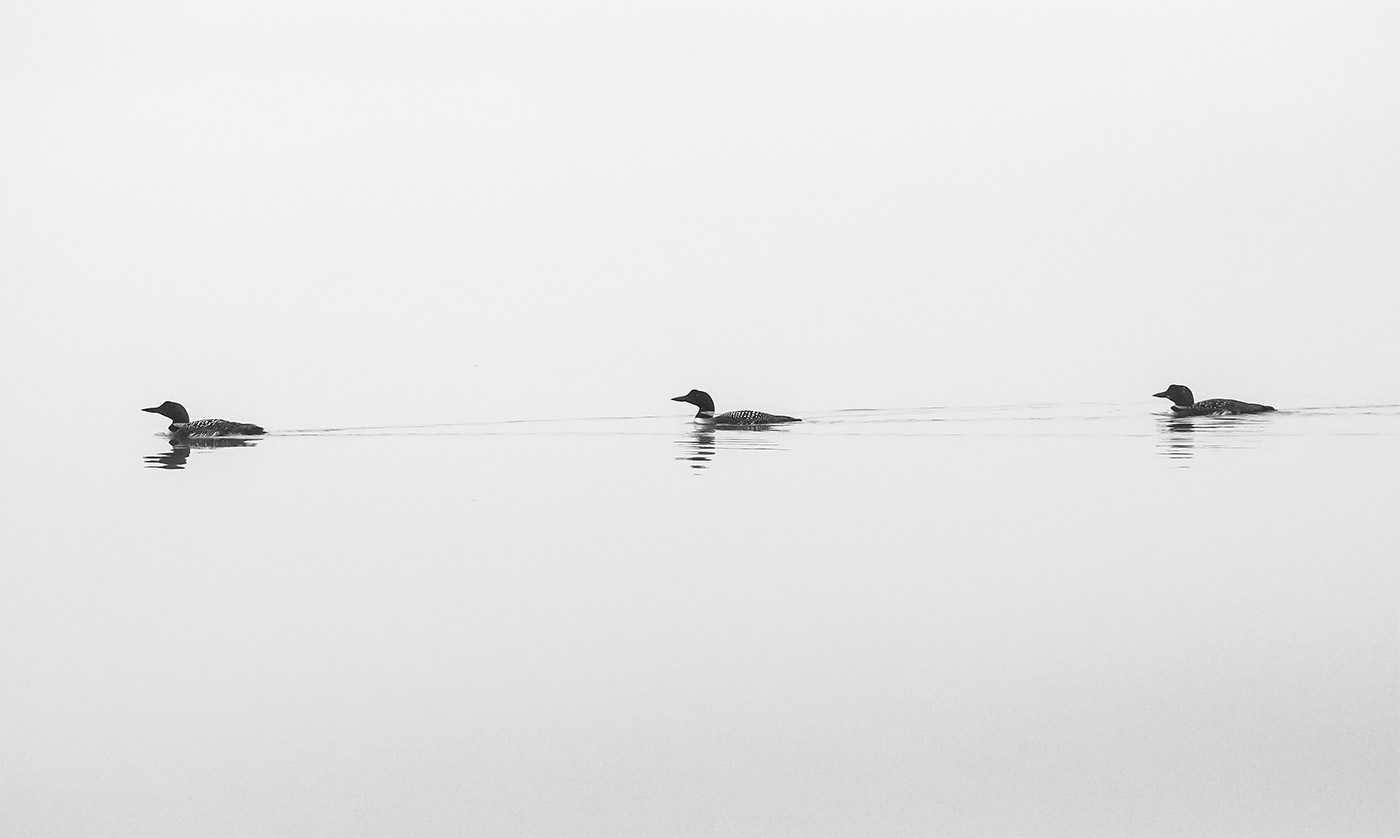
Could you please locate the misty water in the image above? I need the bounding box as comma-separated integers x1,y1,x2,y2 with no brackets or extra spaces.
2,401,1395,836
4,2,1398,834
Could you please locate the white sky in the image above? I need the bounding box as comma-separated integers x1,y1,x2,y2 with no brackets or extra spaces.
1,2,1396,426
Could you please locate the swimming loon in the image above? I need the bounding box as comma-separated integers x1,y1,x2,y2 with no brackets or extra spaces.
142,401,265,436
671,389,800,426
1152,384,1275,416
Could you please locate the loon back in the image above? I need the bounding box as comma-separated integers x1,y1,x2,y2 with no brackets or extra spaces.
712,409,801,426
1152,384,1275,416
671,389,801,426
143,401,266,436
172,418,267,437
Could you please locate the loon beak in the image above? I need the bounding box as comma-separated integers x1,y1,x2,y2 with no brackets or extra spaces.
1151,390,1170,399
671,394,689,402
141,405,162,413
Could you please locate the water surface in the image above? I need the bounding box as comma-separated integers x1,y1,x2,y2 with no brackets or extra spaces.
2,402,1396,836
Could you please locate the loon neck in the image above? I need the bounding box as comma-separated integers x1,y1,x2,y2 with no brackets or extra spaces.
693,410,715,423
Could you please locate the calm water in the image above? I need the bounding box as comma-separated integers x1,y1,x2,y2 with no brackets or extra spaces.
2,402,1397,836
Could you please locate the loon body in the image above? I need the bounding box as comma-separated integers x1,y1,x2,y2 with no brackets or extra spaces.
671,389,800,426
142,401,265,437
1152,384,1274,416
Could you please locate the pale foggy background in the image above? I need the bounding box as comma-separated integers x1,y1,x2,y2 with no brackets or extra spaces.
1,2,1397,837
1,2,1395,425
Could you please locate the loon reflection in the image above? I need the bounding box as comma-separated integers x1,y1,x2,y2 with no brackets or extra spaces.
674,425,789,471
676,427,717,470
1153,412,1274,464
144,437,257,470
1156,415,1196,461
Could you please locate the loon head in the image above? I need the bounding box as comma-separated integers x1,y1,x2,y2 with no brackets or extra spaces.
671,389,716,417
142,400,191,424
1152,385,1195,408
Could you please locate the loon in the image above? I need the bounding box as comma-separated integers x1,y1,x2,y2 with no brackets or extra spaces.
671,389,800,426
142,401,265,436
1152,384,1275,416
